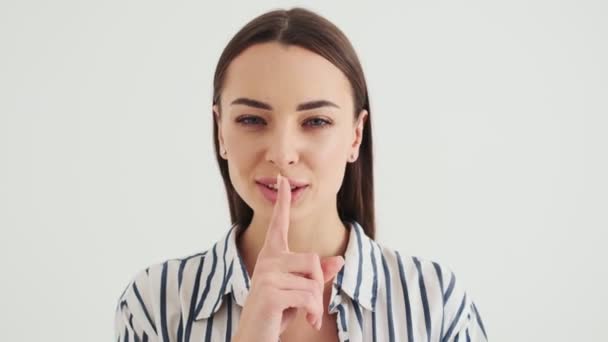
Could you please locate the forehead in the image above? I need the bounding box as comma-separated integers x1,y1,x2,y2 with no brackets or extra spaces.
222,42,352,110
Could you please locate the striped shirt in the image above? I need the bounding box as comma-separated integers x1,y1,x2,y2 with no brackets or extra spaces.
114,220,488,341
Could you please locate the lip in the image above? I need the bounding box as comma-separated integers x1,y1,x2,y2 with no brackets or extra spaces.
255,176,309,188
256,181,309,205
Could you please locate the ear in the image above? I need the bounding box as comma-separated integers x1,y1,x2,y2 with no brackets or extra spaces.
349,109,368,162
213,104,226,159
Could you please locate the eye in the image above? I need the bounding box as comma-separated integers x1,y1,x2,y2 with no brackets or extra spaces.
236,115,266,126
304,117,332,128
235,115,332,128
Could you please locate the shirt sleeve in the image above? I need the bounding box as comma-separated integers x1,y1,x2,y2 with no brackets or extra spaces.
114,268,159,342
440,267,488,341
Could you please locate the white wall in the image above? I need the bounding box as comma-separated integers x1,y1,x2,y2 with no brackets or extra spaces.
1,0,606,340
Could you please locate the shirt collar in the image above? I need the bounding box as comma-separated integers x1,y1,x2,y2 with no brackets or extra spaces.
193,219,380,320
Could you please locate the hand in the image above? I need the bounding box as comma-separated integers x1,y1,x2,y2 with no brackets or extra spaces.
232,174,345,342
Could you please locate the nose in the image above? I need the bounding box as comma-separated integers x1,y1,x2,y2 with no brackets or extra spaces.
265,126,300,169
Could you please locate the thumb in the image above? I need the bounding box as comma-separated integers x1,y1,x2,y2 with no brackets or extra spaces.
320,256,345,283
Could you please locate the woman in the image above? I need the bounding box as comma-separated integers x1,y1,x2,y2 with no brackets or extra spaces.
115,7,487,342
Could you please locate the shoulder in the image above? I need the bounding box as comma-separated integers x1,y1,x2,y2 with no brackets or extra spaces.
117,251,213,321
374,244,487,341
116,250,210,306
114,250,214,340
373,242,457,298
114,250,211,336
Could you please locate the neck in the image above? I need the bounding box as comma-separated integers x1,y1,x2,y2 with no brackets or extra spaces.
236,210,350,276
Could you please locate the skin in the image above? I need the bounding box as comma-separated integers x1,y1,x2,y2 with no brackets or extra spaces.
213,42,368,340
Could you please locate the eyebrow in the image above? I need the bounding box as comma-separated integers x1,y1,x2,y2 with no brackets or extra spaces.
230,97,340,111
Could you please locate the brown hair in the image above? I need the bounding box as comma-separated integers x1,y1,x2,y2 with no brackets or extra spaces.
212,7,376,239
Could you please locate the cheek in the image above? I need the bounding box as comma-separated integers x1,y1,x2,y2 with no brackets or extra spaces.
223,131,258,195
312,130,350,165
309,140,349,193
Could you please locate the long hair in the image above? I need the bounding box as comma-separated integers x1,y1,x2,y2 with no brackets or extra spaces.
211,7,376,239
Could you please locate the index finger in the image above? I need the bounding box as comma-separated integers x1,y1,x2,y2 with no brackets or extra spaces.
261,173,292,254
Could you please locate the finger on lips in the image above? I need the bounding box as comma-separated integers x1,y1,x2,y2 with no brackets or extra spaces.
259,173,335,331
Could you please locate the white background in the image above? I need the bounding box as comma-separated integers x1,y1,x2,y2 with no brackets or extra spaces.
1,0,606,340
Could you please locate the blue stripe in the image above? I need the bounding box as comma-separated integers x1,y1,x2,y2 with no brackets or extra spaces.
210,233,233,314
396,252,414,342
353,221,363,303
380,252,395,342
204,315,214,342
184,256,205,342
178,259,187,291
194,245,218,318
472,302,487,339
233,225,251,290
433,262,444,293
433,262,446,339
349,221,364,339
176,313,183,342
369,238,379,342
159,261,170,342
371,309,377,342
336,261,345,291
337,304,348,336
443,293,467,342
211,260,234,313
178,252,208,292
129,312,141,342
369,239,378,310
444,272,456,303
352,300,363,331
237,252,250,290
132,283,157,334
413,257,432,342
128,313,134,331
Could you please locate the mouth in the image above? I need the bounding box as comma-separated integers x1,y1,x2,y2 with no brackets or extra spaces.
255,181,309,192
255,181,310,204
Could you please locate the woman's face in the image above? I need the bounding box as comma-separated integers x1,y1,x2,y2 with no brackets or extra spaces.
214,42,367,221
